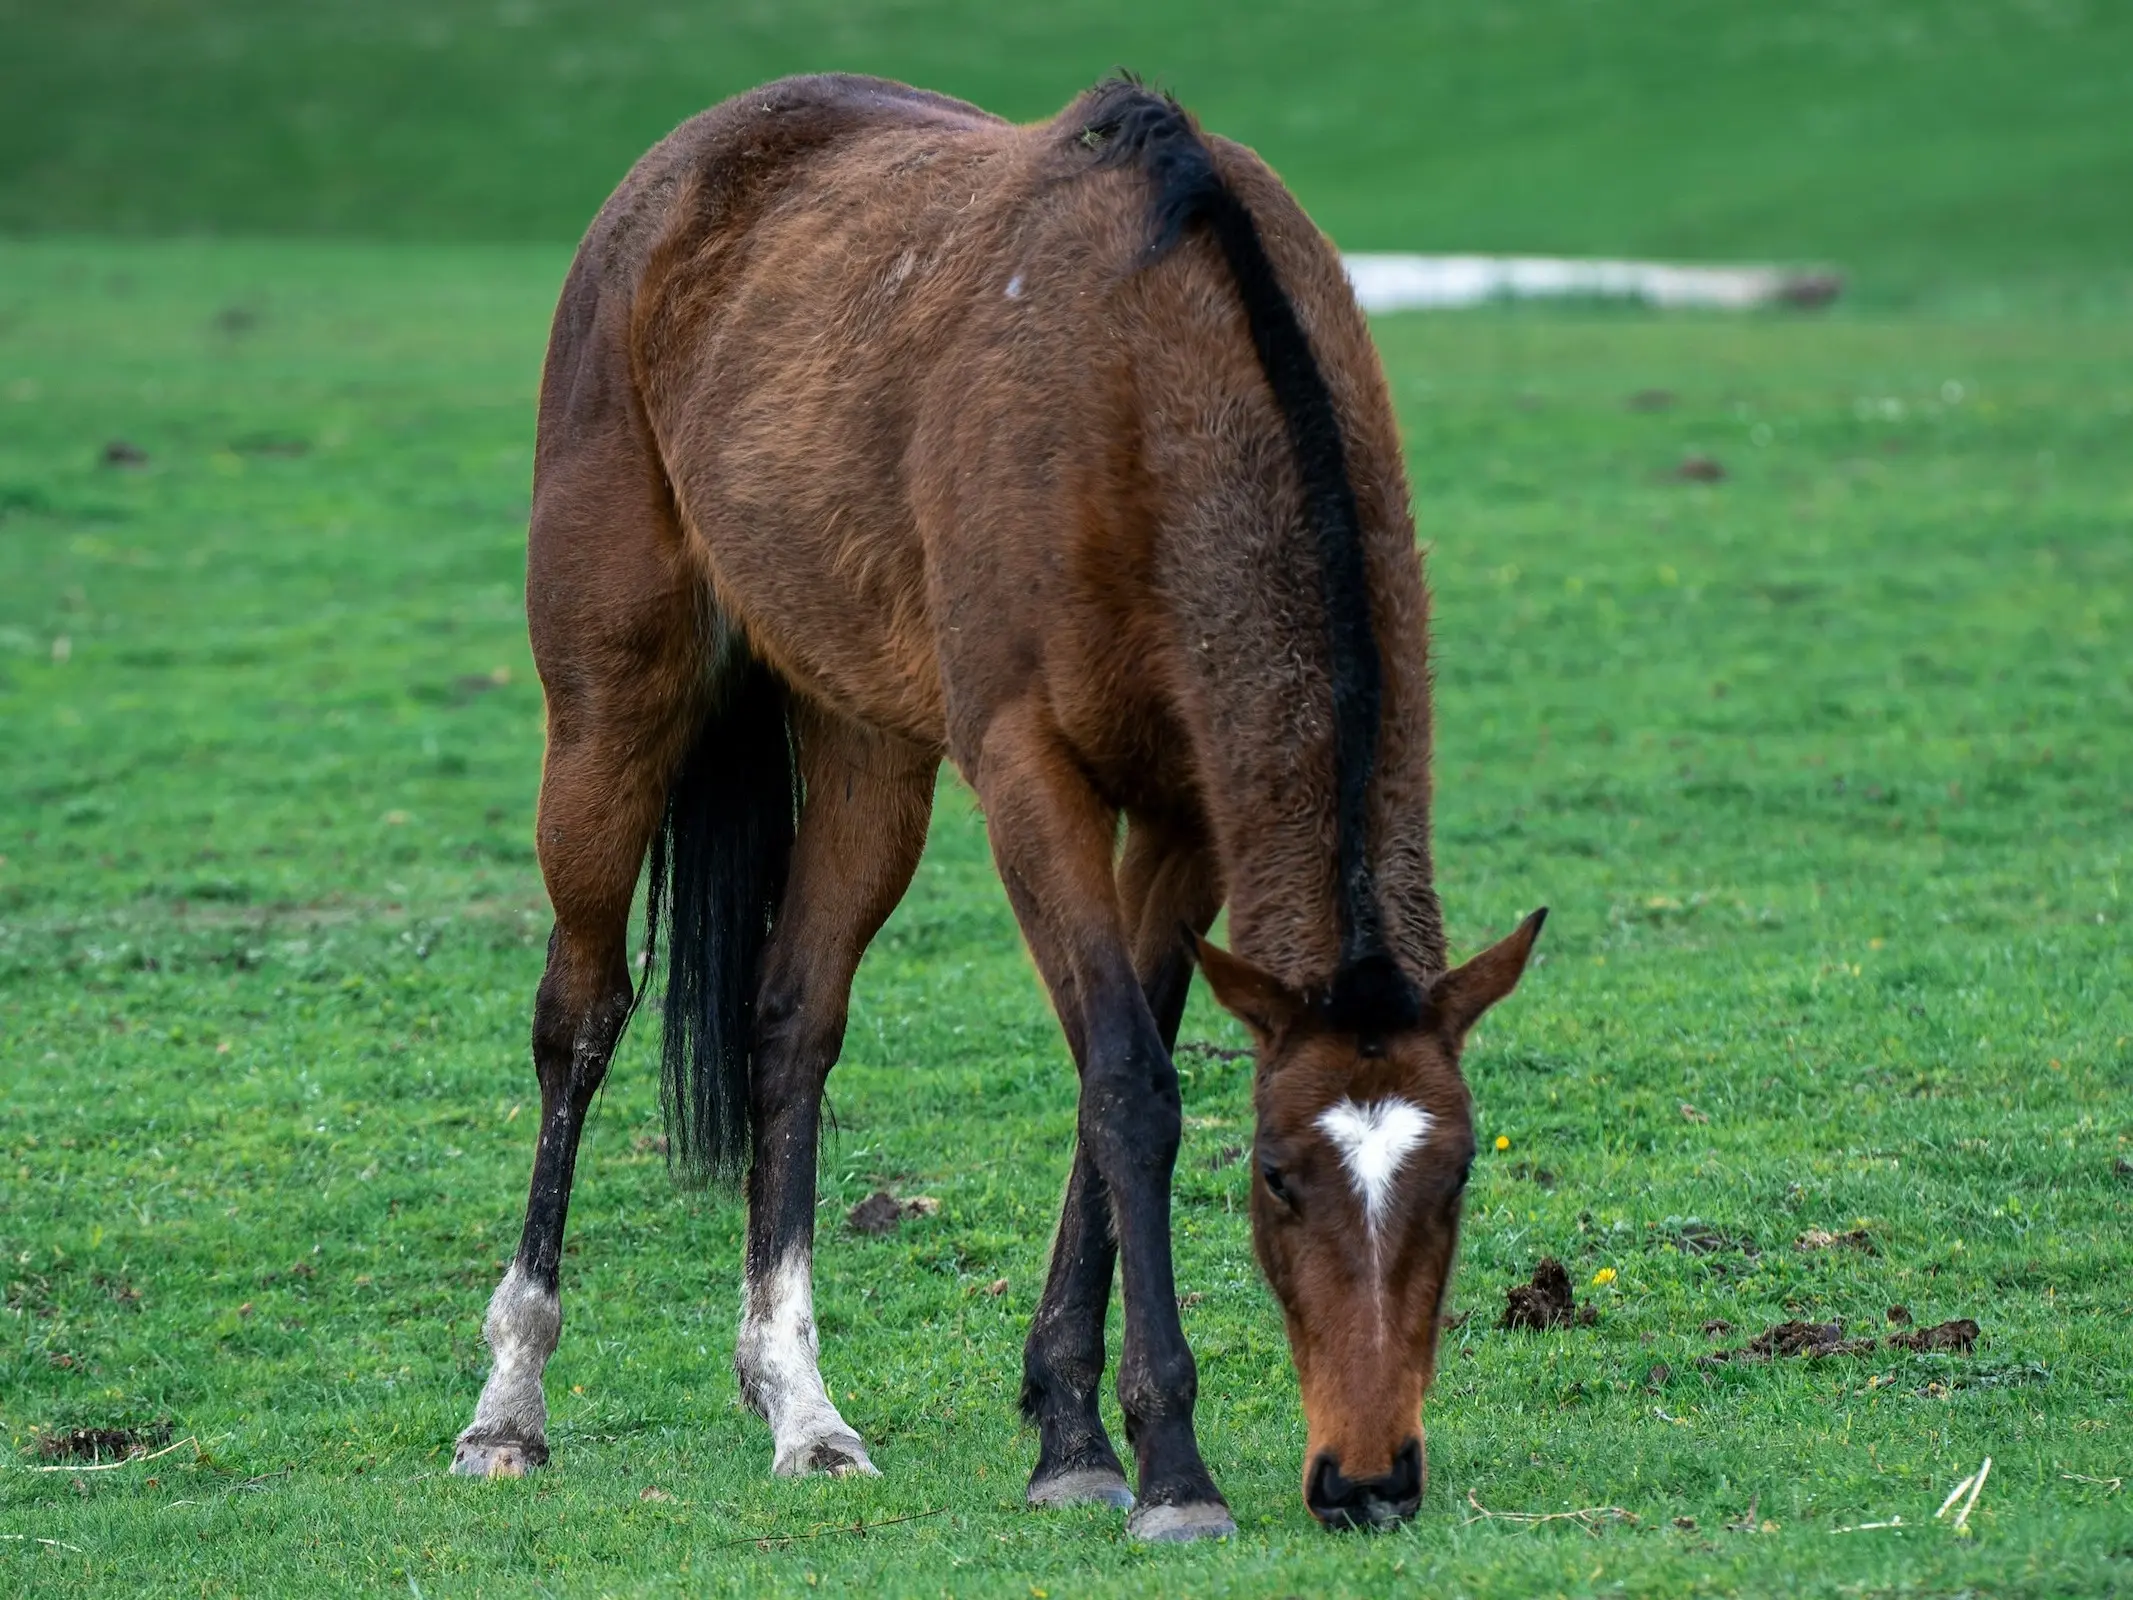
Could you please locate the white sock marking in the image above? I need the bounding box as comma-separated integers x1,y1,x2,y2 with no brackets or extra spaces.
464,1262,560,1444
1316,1098,1433,1235
735,1250,877,1477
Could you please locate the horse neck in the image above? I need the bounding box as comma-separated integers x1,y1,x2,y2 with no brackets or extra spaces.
1181,568,1445,989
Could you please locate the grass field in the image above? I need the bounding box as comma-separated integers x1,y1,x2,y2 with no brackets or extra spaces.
6,1,2133,292
3,239,2128,1596
3,2,2132,1594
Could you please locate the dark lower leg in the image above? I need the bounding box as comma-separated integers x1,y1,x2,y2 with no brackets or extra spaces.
453,930,632,1475
1080,999,1224,1521
1023,829,1216,1508
1021,1139,1130,1503
977,711,1227,1535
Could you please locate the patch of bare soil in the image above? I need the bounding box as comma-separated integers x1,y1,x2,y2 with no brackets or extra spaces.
1674,454,1727,482
846,1191,939,1236
35,1423,171,1463
1703,1316,1980,1362
1498,1258,1596,1330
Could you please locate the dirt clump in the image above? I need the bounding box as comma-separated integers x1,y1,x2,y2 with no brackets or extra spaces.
1886,1318,1979,1354
1750,1320,1874,1358
36,1423,171,1462
1498,1258,1596,1330
1674,455,1727,483
1704,1320,1873,1362
1886,1304,1912,1326
846,1191,939,1236
1702,1314,1980,1363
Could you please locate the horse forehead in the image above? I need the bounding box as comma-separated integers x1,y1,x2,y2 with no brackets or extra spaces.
1313,1096,1434,1218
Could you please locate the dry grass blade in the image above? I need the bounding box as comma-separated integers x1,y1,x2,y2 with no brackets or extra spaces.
23,1435,198,1474
2061,1473,2122,1493
1951,1457,1991,1530
1465,1489,1637,1537
1,1534,87,1552
1935,1457,1991,1530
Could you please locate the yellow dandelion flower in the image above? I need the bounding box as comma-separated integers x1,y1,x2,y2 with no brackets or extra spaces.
1591,1267,1617,1286
1494,1135,1510,1152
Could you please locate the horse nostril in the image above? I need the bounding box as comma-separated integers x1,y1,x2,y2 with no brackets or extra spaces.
1306,1439,1425,1530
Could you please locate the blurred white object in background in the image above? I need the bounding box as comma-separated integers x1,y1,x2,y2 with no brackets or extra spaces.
1342,254,1841,312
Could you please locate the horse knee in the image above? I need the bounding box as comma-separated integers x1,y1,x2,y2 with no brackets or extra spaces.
1081,1046,1182,1178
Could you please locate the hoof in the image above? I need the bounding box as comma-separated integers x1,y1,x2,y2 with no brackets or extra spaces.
772,1429,879,1479
1027,1466,1135,1510
450,1436,547,1478
1127,1501,1237,1544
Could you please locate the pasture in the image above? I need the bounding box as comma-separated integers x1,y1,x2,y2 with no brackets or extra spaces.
3,3,2131,1595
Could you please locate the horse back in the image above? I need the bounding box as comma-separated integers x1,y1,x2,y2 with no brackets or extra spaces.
536,77,1427,873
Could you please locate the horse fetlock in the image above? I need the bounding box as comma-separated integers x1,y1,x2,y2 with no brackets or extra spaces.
737,1251,877,1478
1116,1355,1198,1428
454,1264,560,1474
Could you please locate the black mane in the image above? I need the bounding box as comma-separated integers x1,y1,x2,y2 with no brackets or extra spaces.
1079,80,1421,1035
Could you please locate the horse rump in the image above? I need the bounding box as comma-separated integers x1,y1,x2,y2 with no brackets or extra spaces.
642,650,798,1185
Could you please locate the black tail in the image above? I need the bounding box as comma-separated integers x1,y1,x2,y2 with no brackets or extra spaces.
640,652,798,1185
1079,79,1420,1034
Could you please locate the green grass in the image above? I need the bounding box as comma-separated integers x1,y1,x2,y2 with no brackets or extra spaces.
5,0,2133,296
2,235,2130,1596
2,5,2132,1588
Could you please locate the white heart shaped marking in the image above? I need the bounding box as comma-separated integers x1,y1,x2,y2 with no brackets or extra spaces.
1315,1098,1433,1234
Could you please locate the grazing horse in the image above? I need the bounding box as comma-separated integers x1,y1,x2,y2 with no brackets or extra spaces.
451,74,1544,1538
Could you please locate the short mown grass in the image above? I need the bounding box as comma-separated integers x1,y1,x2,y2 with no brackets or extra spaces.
2,235,2128,1596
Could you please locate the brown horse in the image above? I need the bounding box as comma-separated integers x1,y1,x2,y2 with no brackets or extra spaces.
450,74,1544,1538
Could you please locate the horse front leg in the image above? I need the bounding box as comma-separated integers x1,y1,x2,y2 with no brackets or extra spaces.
977,711,1234,1542
1022,818,1220,1512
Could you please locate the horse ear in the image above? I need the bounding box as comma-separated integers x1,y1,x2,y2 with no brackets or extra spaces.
1427,908,1547,1041
1185,930,1303,1045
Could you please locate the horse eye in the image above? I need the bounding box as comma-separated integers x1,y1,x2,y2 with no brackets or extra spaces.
1260,1161,1295,1208
1454,1159,1474,1194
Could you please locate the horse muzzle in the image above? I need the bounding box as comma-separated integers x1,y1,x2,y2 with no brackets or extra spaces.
1305,1437,1424,1529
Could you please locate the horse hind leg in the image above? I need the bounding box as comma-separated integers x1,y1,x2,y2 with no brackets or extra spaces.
451,668,696,1475
733,706,936,1477
452,342,705,1475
